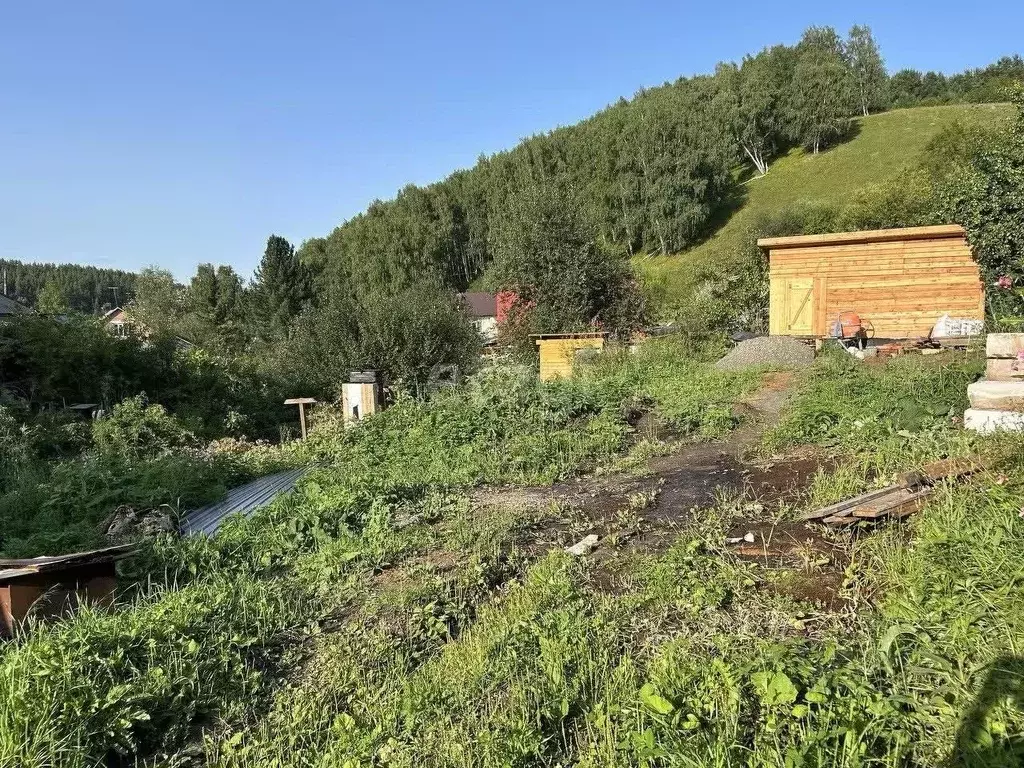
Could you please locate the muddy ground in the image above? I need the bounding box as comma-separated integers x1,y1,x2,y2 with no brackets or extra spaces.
471,372,852,608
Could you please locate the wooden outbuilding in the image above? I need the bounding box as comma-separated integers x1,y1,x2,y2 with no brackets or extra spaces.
0,544,136,638
533,333,607,381
759,225,984,339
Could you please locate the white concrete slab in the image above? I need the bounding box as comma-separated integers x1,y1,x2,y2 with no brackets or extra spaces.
964,408,1024,434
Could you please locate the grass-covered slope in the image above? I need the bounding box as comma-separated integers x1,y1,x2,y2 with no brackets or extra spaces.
640,104,1011,315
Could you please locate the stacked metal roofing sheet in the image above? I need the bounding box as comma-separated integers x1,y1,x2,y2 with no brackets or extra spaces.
180,467,308,536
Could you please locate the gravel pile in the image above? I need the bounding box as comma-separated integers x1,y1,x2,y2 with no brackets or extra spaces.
714,336,815,371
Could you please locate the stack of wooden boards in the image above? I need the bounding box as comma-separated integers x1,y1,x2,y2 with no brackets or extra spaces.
798,457,986,527
965,334,1024,434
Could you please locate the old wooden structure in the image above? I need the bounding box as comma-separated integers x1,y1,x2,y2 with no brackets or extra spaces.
759,225,984,339
0,544,136,638
533,333,607,381
342,371,382,422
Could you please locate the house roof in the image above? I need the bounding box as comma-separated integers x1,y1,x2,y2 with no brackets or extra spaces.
0,294,30,316
103,307,126,321
459,292,497,318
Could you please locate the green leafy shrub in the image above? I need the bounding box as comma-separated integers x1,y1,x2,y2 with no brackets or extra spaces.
92,395,197,461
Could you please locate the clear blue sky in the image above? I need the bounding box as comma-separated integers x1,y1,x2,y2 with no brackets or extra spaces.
1,1,1020,281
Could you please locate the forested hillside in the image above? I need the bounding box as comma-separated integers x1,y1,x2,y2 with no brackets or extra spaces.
0,259,135,315
299,26,1023,306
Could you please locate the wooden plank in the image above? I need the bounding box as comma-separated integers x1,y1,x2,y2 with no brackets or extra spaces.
798,485,905,521
822,515,862,526
758,225,966,249
771,246,974,263
901,457,988,487
769,244,973,261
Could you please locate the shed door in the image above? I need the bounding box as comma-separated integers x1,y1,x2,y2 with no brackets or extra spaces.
784,278,815,335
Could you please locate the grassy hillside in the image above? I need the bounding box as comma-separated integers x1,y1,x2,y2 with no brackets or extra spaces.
640,104,1012,316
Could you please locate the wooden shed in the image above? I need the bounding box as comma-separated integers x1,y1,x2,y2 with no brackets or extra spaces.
0,544,136,638
759,225,984,339
533,333,607,381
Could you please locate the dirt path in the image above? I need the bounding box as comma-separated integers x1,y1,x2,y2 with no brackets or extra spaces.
472,371,849,605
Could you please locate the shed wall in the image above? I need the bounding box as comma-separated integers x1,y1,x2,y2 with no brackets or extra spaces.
536,338,605,381
766,229,984,338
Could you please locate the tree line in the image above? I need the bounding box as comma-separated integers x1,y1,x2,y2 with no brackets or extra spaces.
302,26,1019,308
0,260,136,315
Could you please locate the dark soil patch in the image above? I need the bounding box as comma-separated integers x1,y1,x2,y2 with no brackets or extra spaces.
470,370,856,605
725,519,851,610
769,569,848,612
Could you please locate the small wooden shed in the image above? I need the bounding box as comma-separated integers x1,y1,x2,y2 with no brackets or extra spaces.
0,544,136,638
533,333,607,381
759,225,984,339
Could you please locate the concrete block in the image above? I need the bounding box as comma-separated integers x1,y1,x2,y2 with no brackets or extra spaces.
964,408,1024,434
986,358,1024,381
986,333,1024,359
968,381,1024,411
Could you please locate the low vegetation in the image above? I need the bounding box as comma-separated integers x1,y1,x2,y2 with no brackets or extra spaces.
4,335,1024,766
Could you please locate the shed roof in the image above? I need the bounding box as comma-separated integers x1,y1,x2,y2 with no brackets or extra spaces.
757,225,967,250
459,292,498,318
530,332,608,340
0,294,30,316
0,544,138,584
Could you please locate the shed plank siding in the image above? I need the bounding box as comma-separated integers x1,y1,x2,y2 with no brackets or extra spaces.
762,225,983,339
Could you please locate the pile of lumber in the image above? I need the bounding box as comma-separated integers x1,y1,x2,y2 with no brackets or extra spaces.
965,334,1024,434
799,457,986,527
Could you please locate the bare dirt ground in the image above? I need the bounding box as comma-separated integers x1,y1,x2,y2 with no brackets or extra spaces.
471,371,850,607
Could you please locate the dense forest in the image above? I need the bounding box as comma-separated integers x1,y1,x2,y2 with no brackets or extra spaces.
299,29,1023,303
0,259,136,314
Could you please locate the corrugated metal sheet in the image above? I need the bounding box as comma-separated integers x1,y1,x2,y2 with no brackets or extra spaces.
180,467,307,536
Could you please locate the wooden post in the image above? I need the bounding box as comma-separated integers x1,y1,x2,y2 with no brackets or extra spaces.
284,398,317,440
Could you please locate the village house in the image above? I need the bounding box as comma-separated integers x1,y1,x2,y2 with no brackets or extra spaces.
102,306,136,338
102,306,194,349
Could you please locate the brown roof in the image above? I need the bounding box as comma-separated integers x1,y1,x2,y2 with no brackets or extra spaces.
459,292,497,318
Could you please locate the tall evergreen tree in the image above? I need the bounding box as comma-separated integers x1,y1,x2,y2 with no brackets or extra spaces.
252,235,312,335
847,25,887,116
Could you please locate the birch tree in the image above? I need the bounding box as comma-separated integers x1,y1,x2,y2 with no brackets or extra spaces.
847,25,887,116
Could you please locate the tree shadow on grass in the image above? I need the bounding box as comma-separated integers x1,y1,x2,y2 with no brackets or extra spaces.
948,656,1024,767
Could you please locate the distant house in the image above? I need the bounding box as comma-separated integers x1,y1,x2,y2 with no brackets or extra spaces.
0,294,30,318
459,290,519,344
459,292,499,343
102,307,136,338
102,306,194,350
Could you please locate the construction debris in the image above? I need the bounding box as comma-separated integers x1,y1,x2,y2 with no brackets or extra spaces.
725,532,756,545
966,334,1024,434
714,336,815,371
797,457,987,527
565,534,600,556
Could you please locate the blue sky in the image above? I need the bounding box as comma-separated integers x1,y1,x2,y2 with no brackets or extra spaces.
1,1,1020,281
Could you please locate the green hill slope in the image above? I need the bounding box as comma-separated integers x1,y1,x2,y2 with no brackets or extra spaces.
640,103,1011,317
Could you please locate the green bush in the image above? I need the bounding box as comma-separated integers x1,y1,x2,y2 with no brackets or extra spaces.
92,396,198,461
